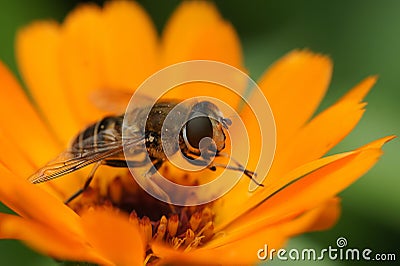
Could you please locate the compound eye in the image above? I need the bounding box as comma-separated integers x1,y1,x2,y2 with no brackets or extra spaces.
185,117,213,149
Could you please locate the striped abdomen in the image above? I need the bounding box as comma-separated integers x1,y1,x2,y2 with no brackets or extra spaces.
71,115,124,152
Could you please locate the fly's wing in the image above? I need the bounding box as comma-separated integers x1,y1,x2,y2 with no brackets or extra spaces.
90,89,156,114
28,97,173,184
28,133,145,184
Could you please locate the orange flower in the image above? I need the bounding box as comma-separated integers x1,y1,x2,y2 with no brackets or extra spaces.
0,1,394,265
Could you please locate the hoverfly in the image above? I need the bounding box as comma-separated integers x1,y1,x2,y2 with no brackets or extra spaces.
29,99,262,204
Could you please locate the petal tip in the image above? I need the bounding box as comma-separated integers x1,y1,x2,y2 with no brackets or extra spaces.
289,49,333,67
63,3,101,26
357,135,396,151
179,0,218,12
341,76,378,103
17,20,59,38
383,135,397,143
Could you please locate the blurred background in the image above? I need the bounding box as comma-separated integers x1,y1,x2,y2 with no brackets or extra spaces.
0,0,398,265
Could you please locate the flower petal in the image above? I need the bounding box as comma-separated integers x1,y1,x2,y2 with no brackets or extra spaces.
101,1,159,91
279,197,341,236
0,130,36,178
225,76,376,226
153,225,285,265
185,198,339,265
0,214,111,265
0,61,60,166
237,51,332,197
59,2,158,125
223,136,394,234
159,1,245,108
16,21,80,144
340,75,377,102
215,150,353,230
80,208,145,266
248,50,332,142
0,164,83,237
59,4,104,124
0,61,83,197
270,76,376,179
161,1,242,68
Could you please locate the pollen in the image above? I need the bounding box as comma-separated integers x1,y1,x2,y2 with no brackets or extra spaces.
130,205,216,250
69,172,217,256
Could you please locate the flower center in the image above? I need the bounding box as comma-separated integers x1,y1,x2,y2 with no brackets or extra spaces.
68,167,216,254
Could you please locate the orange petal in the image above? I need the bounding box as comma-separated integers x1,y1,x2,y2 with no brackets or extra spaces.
355,135,396,150
80,208,145,266
101,1,159,91
0,61,60,166
280,197,341,236
0,164,83,237
0,130,36,178
0,128,78,200
199,198,339,263
0,214,111,265
59,2,158,125
227,75,374,225
215,150,353,230
340,76,377,102
161,82,247,122
160,1,245,109
153,225,286,265
225,136,393,234
16,21,80,144
238,50,332,192
269,77,376,179
161,1,242,69
246,50,332,143
59,4,107,124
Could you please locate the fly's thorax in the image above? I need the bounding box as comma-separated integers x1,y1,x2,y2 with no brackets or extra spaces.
144,100,181,160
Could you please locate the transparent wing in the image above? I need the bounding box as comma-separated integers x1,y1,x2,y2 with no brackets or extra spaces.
28,135,145,184
90,89,156,114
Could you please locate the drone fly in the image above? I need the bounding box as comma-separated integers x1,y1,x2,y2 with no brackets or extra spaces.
29,99,261,203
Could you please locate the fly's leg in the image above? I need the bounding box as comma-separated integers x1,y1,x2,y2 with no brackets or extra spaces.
143,160,168,199
184,152,263,187
211,163,263,187
64,161,103,204
146,160,163,176
182,153,218,171
108,158,173,208
143,160,176,213
64,159,150,204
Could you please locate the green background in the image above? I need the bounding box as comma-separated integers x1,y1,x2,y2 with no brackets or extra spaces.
0,0,398,265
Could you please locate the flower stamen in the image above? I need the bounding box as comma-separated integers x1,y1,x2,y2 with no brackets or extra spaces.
71,173,218,255
167,214,179,238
